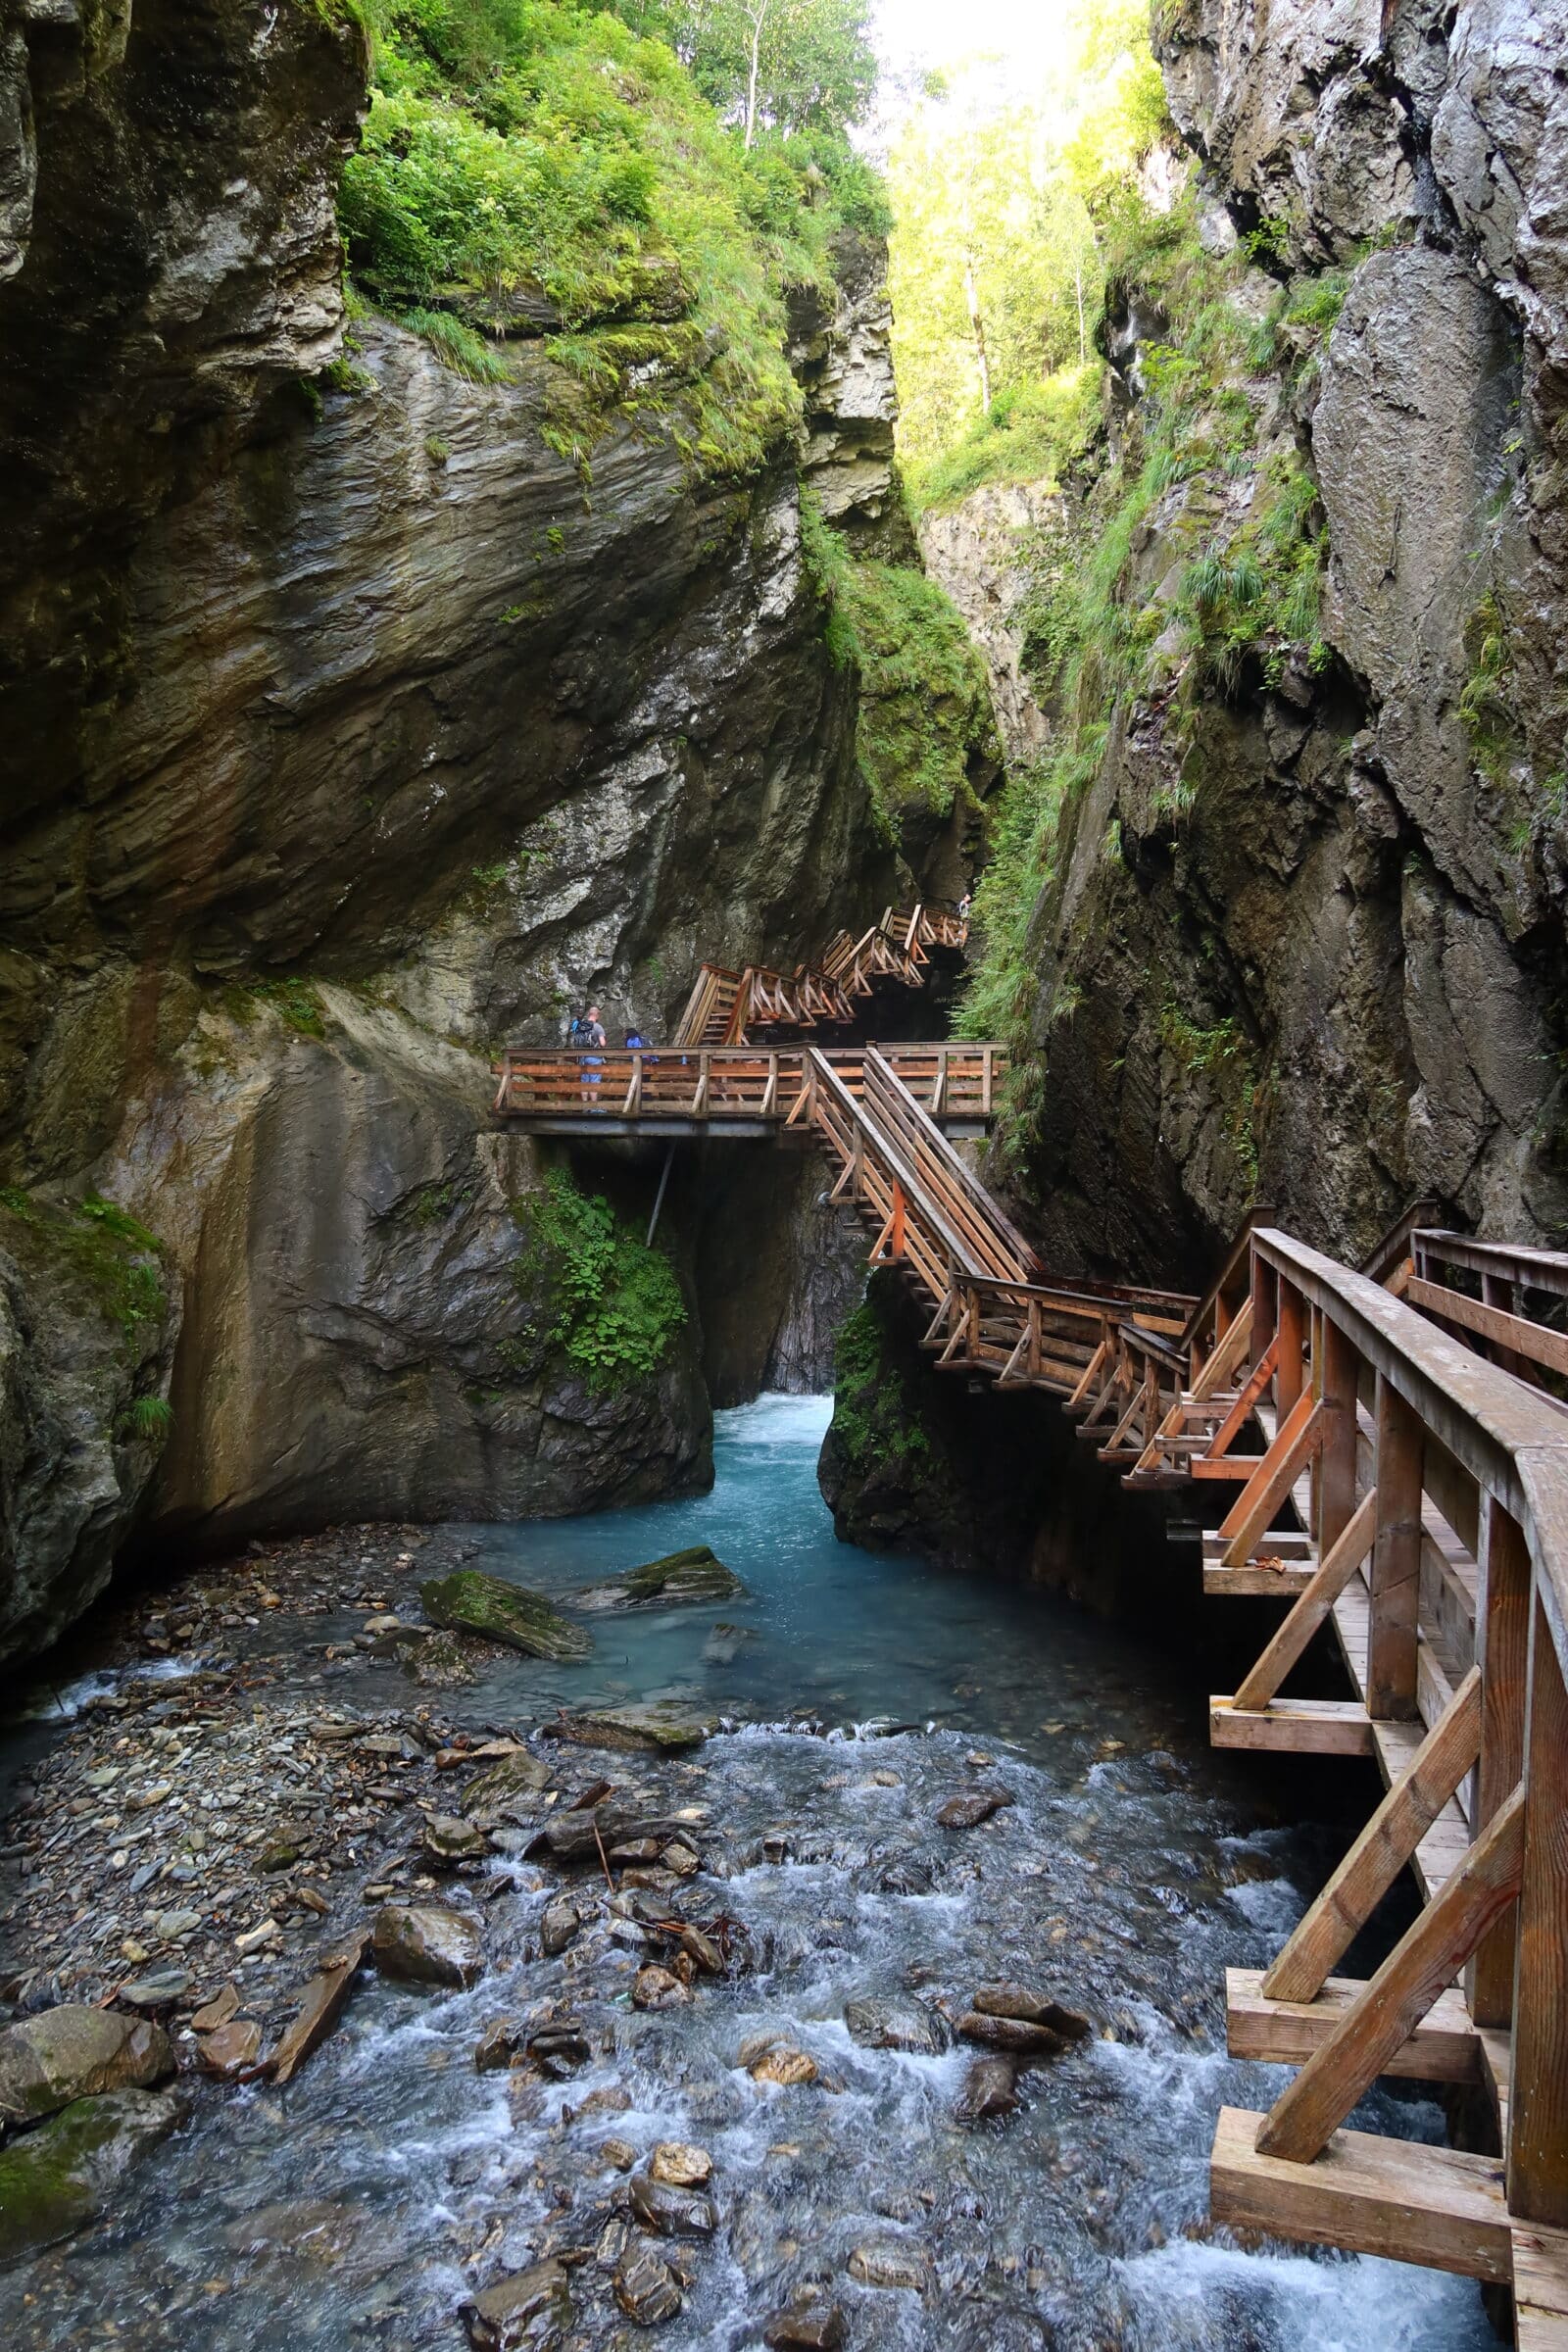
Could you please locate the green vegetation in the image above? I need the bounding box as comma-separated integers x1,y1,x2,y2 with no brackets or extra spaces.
116,1395,174,1445
802,493,998,836
226,977,328,1039
1159,1000,1261,1186
830,1296,932,1473
889,0,1165,507
1459,590,1521,786
0,1187,169,1350
340,0,883,477
510,1166,686,1387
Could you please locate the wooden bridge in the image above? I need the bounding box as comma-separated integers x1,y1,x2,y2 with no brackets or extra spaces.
671,903,968,1049
493,1018,1568,2325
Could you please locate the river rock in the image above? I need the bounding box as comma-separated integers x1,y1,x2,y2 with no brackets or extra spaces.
541,1702,718,1753
527,2021,591,2077
649,2140,712,2187
842,1996,948,2055
419,1571,592,1661
197,2020,263,2077
972,1983,1091,2039
474,2019,526,2073
573,1544,748,1611
956,2054,1019,2123
613,2243,683,2324
539,1894,582,1956
935,1789,1014,1829
632,1964,689,2011
0,2088,183,2261
847,2237,932,2293
630,2172,718,2238
955,2011,1065,2060
764,2305,847,2350
743,2038,818,2087
461,2257,572,2350
462,1750,555,1817
270,1934,370,2085
0,2005,173,2128
371,1902,484,1987
423,1812,489,1863
525,1807,686,1865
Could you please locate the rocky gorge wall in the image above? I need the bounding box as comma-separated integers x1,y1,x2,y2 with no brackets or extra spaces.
946,0,1568,1285
0,1,956,1661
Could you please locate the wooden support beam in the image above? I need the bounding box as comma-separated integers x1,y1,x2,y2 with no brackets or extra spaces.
1219,1389,1325,1568
1211,2106,1511,2282
1514,2224,1568,2351
1202,1334,1280,1463
1277,1277,1306,1416
1261,1667,1483,2003
1318,1316,1360,1560
1254,1783,1524,2161
1508,1597,1568,2229
1470,1494,1531,2028
1203,1564,1316,1596
1232,1488,1378,1712
1369,1372,1424,1720
1209,1695,1375,1755
1226,1967,1483,2083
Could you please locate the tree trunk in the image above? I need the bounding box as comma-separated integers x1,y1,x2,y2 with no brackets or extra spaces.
963,254,992,416
744,0,767,149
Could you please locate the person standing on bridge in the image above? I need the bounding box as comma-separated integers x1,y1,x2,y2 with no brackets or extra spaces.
574,1004,606,1102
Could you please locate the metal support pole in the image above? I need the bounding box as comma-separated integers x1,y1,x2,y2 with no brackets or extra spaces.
646,1141,676,1246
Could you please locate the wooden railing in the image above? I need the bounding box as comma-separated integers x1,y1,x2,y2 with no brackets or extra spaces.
670,904,968,1050
491,1043,1004,1126
1405,1228,1568,1407
1174,1228,1568,2318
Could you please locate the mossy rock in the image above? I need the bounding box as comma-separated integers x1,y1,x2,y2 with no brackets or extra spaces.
418,1571,592,1661
0,2088,183,2261
0,2006,172,2130
542,1700,719,1753
572,1545,747,1612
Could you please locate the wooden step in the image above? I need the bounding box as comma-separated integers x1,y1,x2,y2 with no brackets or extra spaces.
1203,1564,1316,1597
1210,2105,1511,2281
1514,2224,1568,2350
1210,1695,1375,1755
1225,1967,1483,2083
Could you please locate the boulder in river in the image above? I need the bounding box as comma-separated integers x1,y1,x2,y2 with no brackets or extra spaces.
956,2054,1019,2123
649,2139,713,2187
541,1701,718,1753
461,2257,572,2350
0,2005,173,2129
0,2087,183,2261
573,1544,748,1611
371,1903,484,1987
842,1996,948,2055
539,1893,582,1956
847,2237,933,2293
422,1812,489,1864
742,2036,818,2087
419,1571,592,1661
764,2304,847,2349
973,1983,1092,2040
614,2242,683,2324
630,2171,719,2237
461,1750,554,1819
935,1789,1015,1830
955,2010,1066,2061
632,1964,689,2011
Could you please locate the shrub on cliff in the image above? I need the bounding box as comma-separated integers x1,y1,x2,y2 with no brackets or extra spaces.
509,1167,686,1389
340,0,883,475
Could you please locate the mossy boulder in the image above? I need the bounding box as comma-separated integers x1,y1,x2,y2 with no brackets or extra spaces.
418,1571,592,1661
542,1701,719,1753
0,2006,173,2131
0,2088,183,2261
460,1749,554,1820
573,1545,747,1612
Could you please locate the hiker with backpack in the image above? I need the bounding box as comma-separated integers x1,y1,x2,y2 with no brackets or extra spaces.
570,1004,607,1102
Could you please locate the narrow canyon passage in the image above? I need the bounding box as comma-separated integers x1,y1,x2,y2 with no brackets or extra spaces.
0,1401,1495,2350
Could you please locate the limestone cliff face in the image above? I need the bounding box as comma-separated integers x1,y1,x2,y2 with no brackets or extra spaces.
0,1,899,1655
991,0,1568,1279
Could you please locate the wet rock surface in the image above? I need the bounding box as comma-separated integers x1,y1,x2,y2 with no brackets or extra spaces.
420,1574,594,1664
572,1547,748,1613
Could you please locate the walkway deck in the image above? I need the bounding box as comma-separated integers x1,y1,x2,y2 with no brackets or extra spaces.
488,1017,1568,2323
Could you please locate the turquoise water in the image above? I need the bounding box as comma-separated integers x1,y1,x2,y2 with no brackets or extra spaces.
0,1397,1496,2350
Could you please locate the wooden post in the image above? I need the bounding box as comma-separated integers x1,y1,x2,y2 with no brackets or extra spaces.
1276,1278,1305,1417
1251,1251,1278,1380
1368,1373,1423,1721
889,1180,906,1260
1506,1595,1568,2227
1469,1494,1531,2028
1482,1269,1525,1380
982,1046,994,1117
1317,1316,1360,1562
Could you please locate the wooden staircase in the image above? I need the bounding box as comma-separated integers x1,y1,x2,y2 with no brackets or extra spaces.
671,905,965,1050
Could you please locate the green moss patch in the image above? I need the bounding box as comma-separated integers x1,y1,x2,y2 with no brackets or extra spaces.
419,1568,593,1659
509,1167,686,1391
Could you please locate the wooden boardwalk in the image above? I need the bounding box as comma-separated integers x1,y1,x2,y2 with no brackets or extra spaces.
493,1019,1568,2322
671,904,968,1049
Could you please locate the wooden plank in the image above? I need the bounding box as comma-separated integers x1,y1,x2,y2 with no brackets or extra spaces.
1514,2224,1568,2351
1210,2105,1511,2282
1319,1316,1361,1559
1219,1391,1325,1567
1509,1595,1568,2228
1471,1494,1531,2026
1226,1967,1482,2083
1370,1372,1425,1719
1203,1335,1280,1461
1255,1785,1524,2161
1233,1489,1379,1711
1261,1669,1483,2002
1407,1275,1568,1381
1203,1564,1316,1597
1209,1696,1375,1756
1203,1529,1313,1559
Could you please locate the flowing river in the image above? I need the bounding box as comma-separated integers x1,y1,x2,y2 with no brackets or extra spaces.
0,1396,1496,2351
